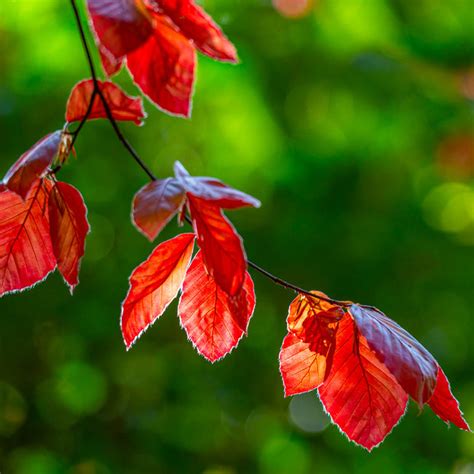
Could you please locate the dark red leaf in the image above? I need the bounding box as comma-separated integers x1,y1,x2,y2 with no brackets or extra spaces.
428,365,471,431
350,304,438,406
66,79,146,125
3,132,61,199
121,233,195,349
87,0,153,60
187,195,246,296
132,178,185,241
178,251,255,362
318,314,408,451
126,16,196,117
149,0,238,62
48,182,90,293
0,180,56,297
174,161,260,209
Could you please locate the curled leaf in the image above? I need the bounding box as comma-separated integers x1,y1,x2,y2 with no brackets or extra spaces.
3,132,61,199
174,161,261,209
66,79,146,125
132,178,185,241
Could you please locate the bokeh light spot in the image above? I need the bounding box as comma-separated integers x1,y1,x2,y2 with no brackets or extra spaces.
289,391,330,433
55,362,107,415
273,0,315,19
0,381,27,436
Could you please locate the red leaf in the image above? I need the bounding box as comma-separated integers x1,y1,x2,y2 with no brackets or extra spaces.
99,47,124,76
428,366,471,431
187,195,246,296
87,0,153,60
121,233,195,349
318,314,408,451
48,182,90,293
280,293,344,396
174,161,260,209
3,132,61,199
280,332,328,396
150,0,238,62
132,178,185,241
0,180,56,297
350,304,438,406
66,79,146,125
178,251,255,362
126,16,196,117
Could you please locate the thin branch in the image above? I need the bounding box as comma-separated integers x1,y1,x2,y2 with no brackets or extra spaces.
70,0,157,181
69,0,351,309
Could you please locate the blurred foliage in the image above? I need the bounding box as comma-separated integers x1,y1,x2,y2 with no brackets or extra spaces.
0,0,473,472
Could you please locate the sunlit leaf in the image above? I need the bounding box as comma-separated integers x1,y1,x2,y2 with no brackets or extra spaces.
178,251,255,362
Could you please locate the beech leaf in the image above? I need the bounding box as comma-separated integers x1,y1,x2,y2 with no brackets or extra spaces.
0,180,56,297
121,233,195,349
66,79,146,125
318,314,408,451
178,251,255,362
3,132,62,200
350,304,438,406
48,181,90,293
132,178,185,241
187,195,246,296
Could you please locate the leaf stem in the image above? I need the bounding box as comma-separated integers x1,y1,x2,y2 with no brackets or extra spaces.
69,0,350,309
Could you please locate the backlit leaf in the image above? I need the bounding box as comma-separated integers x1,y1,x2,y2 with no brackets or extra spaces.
318,314,408,451
187,195,246,296
149,0,238,62
178,251,255,362
428,365,471,431
126,17,196,117
66,79,146,125
121,233,195,349
280,293,344,396
0,180,56,297
48,182,90,293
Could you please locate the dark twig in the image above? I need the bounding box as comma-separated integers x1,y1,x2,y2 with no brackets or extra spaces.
70,0,157,181
70,0,351,309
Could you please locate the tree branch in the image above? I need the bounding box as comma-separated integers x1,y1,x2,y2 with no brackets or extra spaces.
70,0,157,181
69,0,351,309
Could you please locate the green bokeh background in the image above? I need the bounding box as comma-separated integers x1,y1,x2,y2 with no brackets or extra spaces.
0,0,473,472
